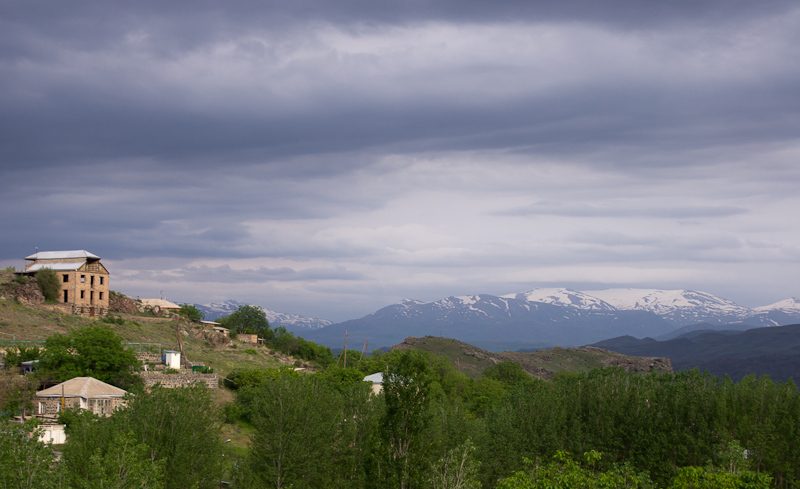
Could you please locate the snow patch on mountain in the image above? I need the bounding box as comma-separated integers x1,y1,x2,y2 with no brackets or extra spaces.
754,298,800,313
504,288,616,311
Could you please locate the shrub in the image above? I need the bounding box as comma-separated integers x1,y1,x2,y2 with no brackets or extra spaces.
177,304,204,322
34,268,60,302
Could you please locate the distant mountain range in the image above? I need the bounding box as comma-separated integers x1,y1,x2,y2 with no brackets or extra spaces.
193,300,331,333
591,323,800,382
303,288,800,351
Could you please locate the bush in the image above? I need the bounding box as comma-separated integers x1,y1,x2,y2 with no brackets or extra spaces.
177,304,204,322
34,268,60,302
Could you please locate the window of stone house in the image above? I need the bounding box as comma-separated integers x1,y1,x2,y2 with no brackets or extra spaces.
80,275,85,283
63,274,69,283
90,275,94,286
80,290,84,299
99,277,104,285
63,290,68,302
39,402,46,414
99,292,103,300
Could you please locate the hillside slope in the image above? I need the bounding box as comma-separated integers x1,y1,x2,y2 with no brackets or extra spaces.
591,323,800,381
390,336,672,380
0,272,309,375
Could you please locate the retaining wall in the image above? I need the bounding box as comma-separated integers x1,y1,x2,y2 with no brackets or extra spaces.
139,371,219,389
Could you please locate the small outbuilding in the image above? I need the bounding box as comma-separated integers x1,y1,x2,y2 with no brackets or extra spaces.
163,350,182,370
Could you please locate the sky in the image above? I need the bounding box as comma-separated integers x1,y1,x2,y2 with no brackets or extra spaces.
2,1,800,322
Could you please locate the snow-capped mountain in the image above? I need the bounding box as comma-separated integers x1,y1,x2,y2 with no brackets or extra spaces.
503,288,616,311
306,292,671,351
194,300,331,331
306,288,800,352
754,298,800,314
584,289,752,326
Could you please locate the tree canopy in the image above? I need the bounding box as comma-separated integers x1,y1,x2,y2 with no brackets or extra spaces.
60,384,224,489
39,324,142,390
34,267,60,302
177,303,204,322
218,304,273,339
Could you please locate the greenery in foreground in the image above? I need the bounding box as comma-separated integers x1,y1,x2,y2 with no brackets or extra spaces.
3,325,800,488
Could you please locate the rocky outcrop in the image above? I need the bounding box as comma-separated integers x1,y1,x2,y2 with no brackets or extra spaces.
109,291,139,314
13,279,45,306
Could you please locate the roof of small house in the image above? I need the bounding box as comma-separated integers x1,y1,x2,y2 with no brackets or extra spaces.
363,372,384,384
139,298,181,309
36,377,127,398
25,250,101,261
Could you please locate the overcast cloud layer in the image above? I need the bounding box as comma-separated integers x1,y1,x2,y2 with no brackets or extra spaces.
2,1,800,321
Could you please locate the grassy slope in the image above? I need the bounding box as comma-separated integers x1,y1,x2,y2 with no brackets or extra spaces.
0,268,303,376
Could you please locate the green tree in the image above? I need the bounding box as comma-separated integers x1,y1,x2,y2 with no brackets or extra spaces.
668,466,771,489
218,305,273,339
64,384,224,489
497,451,654,489
482,361,533,389
2,345,42,369
177,303,204,322
0,420,65,489
380,350,438,489
39,324,142,390
428,439,481,489
77,430,165,489
242,375,342,489
120,384,224,489
35,267,60,302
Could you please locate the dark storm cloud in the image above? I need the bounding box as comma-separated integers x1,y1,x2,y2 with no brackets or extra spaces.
2,0,799,173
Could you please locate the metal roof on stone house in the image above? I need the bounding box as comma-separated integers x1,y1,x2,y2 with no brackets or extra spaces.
25,250,101,261
23,249,106,273
36,377,127,399
25,261,87,272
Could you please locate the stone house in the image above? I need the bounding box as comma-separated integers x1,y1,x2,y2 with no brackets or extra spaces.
23,250,110,317
35,376,127,417
237,333,258,345
139,298,181,313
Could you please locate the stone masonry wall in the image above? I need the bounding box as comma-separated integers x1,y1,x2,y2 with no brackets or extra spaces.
139,371,219,389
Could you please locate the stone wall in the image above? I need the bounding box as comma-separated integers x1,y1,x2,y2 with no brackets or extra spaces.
117,315,174,323
238,334,258,345
139,371,219,389
135,352,163,364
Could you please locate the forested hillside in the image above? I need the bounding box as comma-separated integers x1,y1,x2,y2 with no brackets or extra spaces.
593,323,800,381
